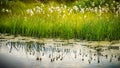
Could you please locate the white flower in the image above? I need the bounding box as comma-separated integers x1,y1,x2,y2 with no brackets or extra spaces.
113,1,115,3
68,8,73,14
8,10,11,13
1,8,5,12
105,7,109,13
99,9,102,16
63,10,66,13
92,2,95,6
111,4,113,6
113,7,116,12
41,4,44,7
1,8,11,13
102,8,105,12
94,7,98,13
49,7,54,13
56,6,61,13
90,8,94,12
34,6,43,13
6,9,9,12
105,3,109,7
56,6,60,10
36,6,40,9
26,9,34,16
117,4,120,9
99,5,101,9
80,8,85,14
116,11,119,17
73,6,79,11
64,5,67,9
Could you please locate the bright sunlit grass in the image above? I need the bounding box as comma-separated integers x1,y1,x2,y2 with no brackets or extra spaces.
0,0,120,41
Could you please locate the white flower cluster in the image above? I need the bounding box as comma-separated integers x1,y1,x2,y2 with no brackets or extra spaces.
25,1,120,17
26,9,34,16
26,6,44,16
1,8,11,13
33,6,44,14
73,6,79,12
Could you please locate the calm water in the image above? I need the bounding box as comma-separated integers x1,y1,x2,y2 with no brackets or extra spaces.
0,39,120,68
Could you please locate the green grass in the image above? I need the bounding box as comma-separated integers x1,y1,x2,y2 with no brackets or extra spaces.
0,0,120,41
0,12,119,41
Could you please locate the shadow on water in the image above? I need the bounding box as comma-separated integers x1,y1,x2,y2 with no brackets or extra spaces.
0,39,120,68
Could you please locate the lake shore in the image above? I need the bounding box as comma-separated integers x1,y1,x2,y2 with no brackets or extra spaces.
0,33,120,47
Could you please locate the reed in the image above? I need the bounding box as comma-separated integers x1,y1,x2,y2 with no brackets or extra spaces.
0,0,120,41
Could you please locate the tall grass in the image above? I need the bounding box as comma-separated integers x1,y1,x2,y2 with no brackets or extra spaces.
0,12,119,41
0,0,120,41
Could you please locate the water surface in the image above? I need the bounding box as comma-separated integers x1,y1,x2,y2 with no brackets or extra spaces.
0,38,120,68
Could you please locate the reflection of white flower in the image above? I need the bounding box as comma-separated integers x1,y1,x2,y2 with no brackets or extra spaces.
26,9,34,16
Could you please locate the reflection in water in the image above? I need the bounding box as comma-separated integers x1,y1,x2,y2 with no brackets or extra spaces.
0,39,120,68
118,56,120,61
5,41,120,63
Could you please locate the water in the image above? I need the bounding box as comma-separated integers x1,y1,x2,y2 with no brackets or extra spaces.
0,39,120,68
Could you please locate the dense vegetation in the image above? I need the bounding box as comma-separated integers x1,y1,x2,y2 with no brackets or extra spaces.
0,0,120,41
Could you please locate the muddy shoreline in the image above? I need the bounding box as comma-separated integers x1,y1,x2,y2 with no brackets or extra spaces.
0,33,120,47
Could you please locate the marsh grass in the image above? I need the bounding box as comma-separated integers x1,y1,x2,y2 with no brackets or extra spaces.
0,1,120,41
0,12,119,41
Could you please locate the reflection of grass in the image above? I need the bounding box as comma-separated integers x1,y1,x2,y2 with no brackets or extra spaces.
0,1,120,41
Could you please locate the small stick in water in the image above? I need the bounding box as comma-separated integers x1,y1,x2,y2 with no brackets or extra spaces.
36,57,39,60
